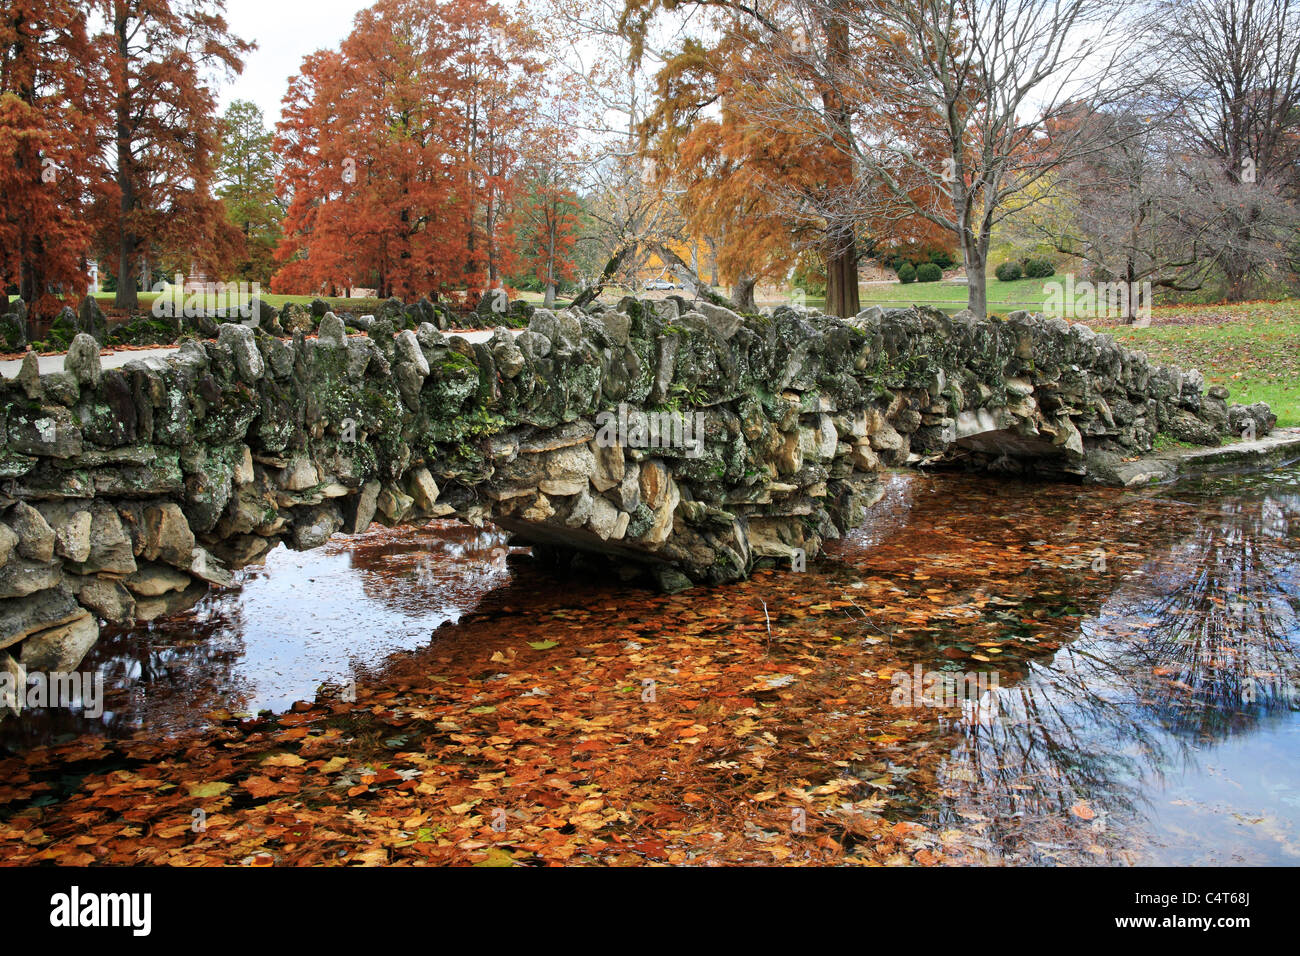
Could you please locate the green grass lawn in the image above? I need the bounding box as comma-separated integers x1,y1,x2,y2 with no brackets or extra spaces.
96,288,582,315
1097,302,1300,428
778,275,1056,314
851,277,1054,312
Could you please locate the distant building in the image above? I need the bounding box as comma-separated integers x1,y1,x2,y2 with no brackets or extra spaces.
183,262,212,293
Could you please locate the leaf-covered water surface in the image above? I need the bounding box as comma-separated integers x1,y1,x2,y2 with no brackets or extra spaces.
0,469,1296,866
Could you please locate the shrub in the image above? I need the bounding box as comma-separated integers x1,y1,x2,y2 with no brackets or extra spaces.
1022,257,1056,279
995,261,1023,282
929,249,957,269
916,262,943,283
897,263,917,284
791,262,828,297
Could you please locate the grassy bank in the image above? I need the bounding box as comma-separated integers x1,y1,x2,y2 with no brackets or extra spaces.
1098,302,1300,428
778,275,1141,315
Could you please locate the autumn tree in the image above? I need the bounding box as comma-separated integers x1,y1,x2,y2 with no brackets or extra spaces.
510,180,581,307
625,0,1153,319
535,0,729,309
507,91,586,307
460,16,542,297
273,0,538,300
0,0,102,321
96,0,251,310
217,99,282,284
622,1,877,316
1021,104,1239,322
824,0,1157,319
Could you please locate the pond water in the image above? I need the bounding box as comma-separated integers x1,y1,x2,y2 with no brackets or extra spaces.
0,522,518,747
839,468,1300,865
3,466,1297,865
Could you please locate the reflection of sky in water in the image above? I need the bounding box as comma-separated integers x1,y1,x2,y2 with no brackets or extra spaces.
921,467,1300,865
0,521,517,747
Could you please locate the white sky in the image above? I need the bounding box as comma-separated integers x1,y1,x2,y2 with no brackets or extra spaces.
217,0,372,125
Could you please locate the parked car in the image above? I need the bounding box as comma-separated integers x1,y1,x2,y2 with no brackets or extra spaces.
644,278,674,290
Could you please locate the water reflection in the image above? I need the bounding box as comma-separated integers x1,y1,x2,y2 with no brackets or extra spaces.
893,469,1300,864
0,520,520,750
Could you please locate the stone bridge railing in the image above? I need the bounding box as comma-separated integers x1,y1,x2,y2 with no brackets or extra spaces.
0,299,1271,674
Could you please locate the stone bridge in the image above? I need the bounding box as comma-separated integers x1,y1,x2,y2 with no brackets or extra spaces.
0,299,1273,676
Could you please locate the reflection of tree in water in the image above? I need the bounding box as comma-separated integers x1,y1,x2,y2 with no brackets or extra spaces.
924,638,1180,863
922,471,1300,863
1,520,526,751
1110,481,1300,740
341,520,518,616
0,594,255,750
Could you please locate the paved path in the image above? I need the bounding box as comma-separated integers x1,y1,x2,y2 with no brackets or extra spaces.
0,329,501,379
1109,427,1300,486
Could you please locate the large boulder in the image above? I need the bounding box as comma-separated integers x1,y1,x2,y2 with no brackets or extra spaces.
8,502,55,563
0,298,27,351
0,587,84,651
19,612,98,671
77,296,108,343
280,302,314,335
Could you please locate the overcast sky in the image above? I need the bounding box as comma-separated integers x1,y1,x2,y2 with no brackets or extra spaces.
218,0,371,125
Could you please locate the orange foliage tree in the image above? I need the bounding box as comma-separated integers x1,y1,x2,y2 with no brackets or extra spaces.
506,90,585,307
272,0,540,301
0,0,102,320
95,0,251,311
631,2,954,316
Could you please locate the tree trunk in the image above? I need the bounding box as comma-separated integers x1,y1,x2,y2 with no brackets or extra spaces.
731,275,757,312
543,283,556,309
964,258,988,320
819,11,860,320
115,223,137,312
113,11,138,312
961,224,991,320
575,242,743,312
649,242,738,310
825,237,860,318
571,246,630,310
18,240,44,324
1223,256,1250,302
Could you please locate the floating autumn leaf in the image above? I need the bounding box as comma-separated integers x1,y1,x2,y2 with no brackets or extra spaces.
241,775,299,799
185,782,231,798
527,640,559,650
261,753,306,768
472,848,518,867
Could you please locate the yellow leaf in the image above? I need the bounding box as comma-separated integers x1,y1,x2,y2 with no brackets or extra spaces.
262,753,306,768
